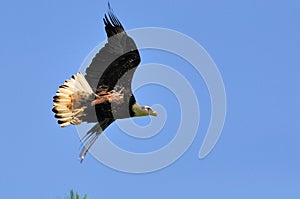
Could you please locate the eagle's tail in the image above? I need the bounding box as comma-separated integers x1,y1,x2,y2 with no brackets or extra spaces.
52,72,94,127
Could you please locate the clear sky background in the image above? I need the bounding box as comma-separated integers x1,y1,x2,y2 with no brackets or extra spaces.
1,0,299,198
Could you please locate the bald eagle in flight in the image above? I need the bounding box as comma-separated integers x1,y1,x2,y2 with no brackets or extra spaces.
52,4,157,162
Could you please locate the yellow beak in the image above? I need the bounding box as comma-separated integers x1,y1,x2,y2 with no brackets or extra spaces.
150,110,158,116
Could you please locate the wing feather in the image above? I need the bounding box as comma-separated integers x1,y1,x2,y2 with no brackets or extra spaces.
84,4,140,92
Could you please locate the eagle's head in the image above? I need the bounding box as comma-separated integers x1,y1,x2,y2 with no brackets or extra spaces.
132,103,158,117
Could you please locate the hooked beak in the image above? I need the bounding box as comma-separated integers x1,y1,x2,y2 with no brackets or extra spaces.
150,110,158,116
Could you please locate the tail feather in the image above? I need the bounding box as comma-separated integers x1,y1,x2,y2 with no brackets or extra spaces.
52,72,94,127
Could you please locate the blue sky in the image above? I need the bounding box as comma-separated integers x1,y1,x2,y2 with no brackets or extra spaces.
1,0,299,198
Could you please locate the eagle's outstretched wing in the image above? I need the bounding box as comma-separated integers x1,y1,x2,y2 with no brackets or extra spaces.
84,4,141,93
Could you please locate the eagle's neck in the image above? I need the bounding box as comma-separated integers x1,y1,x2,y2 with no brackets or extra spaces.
129,95,136,117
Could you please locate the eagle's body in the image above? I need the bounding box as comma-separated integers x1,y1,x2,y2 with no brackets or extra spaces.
52,4,157,162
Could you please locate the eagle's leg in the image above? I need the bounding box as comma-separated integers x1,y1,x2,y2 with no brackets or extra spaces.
91,89,124,105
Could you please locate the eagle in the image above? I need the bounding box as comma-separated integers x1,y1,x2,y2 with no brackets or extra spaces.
52,4,157,162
